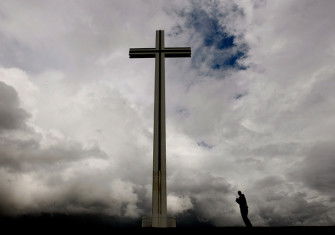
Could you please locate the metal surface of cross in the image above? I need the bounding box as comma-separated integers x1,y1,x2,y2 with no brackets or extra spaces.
129,30,191,227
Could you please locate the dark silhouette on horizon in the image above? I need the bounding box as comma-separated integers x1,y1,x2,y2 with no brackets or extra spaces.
236,191,253,227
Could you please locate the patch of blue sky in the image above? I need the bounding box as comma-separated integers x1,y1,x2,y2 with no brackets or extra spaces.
182,6,248,71
197,140,214,149
212,50,247,70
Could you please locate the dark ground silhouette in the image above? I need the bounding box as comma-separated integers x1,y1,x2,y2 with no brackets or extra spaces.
0,213,334,235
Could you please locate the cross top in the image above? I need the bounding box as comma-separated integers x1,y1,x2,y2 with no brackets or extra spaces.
129,30,191,58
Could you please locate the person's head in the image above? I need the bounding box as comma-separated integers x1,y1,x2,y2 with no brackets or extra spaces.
238,191,242,196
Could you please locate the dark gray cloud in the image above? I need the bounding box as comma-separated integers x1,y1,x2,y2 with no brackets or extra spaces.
0,137,108,173
168,170,241,226
0,81,29,130
0,83,118,216
257,192,331,226
248,176,333,226
290,142,335,197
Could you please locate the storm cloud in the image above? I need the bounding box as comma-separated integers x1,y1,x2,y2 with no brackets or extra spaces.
0,82,29,130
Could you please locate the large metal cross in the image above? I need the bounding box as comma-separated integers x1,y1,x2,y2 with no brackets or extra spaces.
129,30,191,227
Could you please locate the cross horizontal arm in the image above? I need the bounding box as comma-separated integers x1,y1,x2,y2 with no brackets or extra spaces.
164,47,191,58
129,47,191,58
129,48,156,58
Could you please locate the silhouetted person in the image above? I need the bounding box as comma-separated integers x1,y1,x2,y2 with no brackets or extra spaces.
236,191,252,227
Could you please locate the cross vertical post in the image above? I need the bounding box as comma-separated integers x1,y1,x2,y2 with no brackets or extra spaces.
129,30,191,227
153,29,167,223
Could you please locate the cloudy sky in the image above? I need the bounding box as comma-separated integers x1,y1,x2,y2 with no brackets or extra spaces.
0,0,335,226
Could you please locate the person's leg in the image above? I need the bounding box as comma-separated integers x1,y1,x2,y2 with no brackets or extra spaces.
245,216,253,227
241,208,252,227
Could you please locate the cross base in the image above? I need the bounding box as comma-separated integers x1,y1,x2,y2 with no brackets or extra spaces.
142,216,176,228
